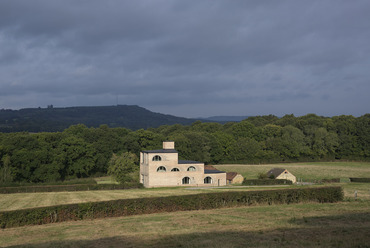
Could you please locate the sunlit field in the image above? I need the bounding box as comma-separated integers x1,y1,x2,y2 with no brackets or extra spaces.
214,161,370,181
0,185,298,212
1,201,369,247
1,162,370,247
1,162,370,212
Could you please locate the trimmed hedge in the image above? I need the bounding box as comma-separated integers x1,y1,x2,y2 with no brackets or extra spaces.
321,178,341,183
0,186,343,228
0,178,97,188
349,178,370,183
0,182,144,194
242,179,293,185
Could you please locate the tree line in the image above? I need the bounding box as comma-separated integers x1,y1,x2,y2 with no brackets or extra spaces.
0,114,369,184
0,105,195,132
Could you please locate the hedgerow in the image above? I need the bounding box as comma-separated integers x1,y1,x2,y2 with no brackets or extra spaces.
0,186,343,228
0,178,97,188
349,178,370,183
0,182,143,194
321,178,341,183
242,179,292,185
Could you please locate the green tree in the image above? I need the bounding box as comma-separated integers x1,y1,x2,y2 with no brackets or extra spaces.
155,124,187,137
355,114,370,158
229,120,257,139
258,172,269,179
210,131,234,163
0,154,13,183
191,122,223,133
108,152,139,184
276,114,296,127
169,131,212,163
311,128,339,159
267,125,309,160
295,114,326,133
261,124,282,139
332,115,359,158
245,115,279,127
229,137,260,162
56,136,97,179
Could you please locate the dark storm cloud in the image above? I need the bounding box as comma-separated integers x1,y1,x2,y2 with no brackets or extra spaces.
0,0,369,117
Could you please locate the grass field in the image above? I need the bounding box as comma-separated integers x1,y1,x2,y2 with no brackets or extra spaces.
1,201,369,247
1,162,370,212
0,185,300,212
1,183,369,212
214,161,370,181
1,161,370,247
214,161,370,202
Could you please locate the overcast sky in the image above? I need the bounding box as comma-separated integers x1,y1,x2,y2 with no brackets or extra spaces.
0,0,369,118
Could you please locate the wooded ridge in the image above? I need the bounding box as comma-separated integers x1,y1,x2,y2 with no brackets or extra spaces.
0,113,369,184
0,105,198,132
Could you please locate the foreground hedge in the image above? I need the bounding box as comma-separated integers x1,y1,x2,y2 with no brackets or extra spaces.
0,186,343,228
242,179,293,185
349,178,370,183
0,182,143,194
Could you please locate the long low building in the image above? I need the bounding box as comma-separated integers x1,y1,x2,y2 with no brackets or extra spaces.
140,141,226,188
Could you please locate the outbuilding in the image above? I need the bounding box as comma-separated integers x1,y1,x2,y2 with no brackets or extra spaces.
267,168,296,183
226,172,244,184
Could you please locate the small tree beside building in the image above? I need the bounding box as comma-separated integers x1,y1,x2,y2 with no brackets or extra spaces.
108,152,139,184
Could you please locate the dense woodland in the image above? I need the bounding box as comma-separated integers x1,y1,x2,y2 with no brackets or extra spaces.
0,114,369,184
0,105,196,132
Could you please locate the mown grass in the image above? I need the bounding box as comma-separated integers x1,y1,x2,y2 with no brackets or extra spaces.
214,161,370,181
1,162,370,247
1,162,370,212
342,182,370,200
1,200,369,247
215,162,370,201
94,176,118,185
0,185,297,212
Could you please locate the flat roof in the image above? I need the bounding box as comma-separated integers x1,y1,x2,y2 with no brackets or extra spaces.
178,160,203,164
142,149,177,154
204,169,226,174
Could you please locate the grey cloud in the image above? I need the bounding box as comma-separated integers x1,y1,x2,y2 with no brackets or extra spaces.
0,0,369,117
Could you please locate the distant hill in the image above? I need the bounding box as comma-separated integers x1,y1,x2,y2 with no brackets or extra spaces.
0,105,199,132
200,116,251,122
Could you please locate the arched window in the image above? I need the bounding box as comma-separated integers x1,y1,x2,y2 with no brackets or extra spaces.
152,155,162,161
157,166,166,172
171,168,180,172
187,166,196,171
204,176,212,184
182,177,190,184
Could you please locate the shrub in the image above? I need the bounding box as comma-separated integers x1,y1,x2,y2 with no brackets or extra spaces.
108,152,139,184
0,178,97,188
0,182,143,194
321,178,341,183
242,179,292,185
257,172,268,179
349,178,370,183
0,186,343,228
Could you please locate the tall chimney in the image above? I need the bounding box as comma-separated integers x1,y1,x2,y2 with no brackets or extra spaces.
163,141,175,150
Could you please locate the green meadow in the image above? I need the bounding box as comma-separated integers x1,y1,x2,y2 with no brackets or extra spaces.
215,161,370,180
1,161,370,247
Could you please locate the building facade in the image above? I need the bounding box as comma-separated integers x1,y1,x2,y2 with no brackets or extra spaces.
226,172,244,184
267,168,296,183
140,141,226,188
